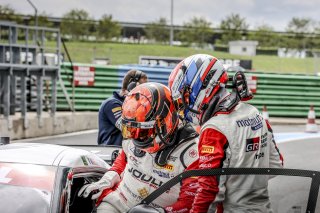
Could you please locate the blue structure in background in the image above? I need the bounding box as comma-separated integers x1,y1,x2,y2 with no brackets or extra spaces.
118,65,173,87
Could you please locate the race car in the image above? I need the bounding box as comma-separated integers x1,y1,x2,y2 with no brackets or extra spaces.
0,142,120,213
1,142,319,213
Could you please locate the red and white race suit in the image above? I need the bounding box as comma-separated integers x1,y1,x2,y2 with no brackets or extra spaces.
191,102,284,213
97,129,199,213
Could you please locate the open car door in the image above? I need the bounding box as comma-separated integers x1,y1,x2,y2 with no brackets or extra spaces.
61,166,109,213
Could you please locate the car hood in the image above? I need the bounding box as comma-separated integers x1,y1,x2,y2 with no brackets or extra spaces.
0,143,108,168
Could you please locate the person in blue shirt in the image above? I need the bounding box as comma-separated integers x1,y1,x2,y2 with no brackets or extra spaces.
97,70,148,145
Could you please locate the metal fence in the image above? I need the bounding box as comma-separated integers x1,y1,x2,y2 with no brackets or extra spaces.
0,22,61,128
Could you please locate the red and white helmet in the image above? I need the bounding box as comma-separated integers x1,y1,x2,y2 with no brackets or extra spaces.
121,82,179,153
168,54,228,125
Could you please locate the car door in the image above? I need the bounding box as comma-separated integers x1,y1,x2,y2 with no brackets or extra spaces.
59,166,108,213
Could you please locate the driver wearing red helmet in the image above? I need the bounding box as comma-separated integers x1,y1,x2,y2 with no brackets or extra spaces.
168,54,284,213
79,82,199,213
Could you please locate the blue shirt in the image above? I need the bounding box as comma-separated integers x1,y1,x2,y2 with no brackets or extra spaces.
97,91,125,145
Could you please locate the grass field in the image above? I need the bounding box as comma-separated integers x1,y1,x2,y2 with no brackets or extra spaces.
60,41,318,75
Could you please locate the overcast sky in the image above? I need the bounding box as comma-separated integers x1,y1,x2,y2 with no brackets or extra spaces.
2,0,320,31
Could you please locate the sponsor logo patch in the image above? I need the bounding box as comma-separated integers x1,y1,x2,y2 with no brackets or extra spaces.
201,145,215,154
112,106,122,113
156,164,174,172
261,132,268,148
236,114,263,131
152,169,173,178
246,137,260,152
199,163,212,168
255,152,264,159
199,156,214,162
168,156,178,162
128,167,163,188
189,149,198,158
129,155,141,167
137,187,149,198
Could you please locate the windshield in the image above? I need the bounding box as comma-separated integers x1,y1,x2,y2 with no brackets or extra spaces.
0,163,57,213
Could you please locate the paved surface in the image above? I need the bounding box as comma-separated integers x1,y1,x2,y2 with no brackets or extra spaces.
269,137,320,213
12,124,320,213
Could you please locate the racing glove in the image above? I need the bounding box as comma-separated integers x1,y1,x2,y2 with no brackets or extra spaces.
78,170,120,200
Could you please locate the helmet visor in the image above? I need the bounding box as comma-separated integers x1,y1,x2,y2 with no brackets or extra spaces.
122,119,156,141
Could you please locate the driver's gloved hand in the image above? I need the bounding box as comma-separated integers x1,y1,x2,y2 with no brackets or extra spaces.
127,204,166,213
78,170,120,200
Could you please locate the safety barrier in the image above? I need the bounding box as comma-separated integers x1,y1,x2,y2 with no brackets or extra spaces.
57,63,320,117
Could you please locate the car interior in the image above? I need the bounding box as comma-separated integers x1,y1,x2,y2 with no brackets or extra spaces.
68,176,98,213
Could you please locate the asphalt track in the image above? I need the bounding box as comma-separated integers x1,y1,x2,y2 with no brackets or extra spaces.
13,124,320,213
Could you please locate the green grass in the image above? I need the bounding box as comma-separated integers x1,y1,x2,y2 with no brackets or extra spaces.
57,41,318,75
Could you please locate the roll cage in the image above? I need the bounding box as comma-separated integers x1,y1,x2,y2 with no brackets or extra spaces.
139,168,320,213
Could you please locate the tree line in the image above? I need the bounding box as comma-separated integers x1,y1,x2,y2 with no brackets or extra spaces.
1,5,320,51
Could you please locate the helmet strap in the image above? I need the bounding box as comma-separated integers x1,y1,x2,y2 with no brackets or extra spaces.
218,91,240,113
200,95,221,126
200,88,235,125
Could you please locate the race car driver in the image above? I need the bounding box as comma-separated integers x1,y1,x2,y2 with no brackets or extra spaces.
168,54,284,213
79,82,199,213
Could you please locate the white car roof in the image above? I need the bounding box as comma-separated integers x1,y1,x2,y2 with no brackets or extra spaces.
0,143,109,168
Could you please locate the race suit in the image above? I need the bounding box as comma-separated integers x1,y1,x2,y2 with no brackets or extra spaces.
191,102,284,213
97,123,199,213
97,91,124,145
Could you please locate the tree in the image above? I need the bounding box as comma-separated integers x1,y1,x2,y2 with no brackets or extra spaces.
97,14,121,40
61,9,92,40
179,17,213,47
28,12,53,28
145,18,169,43
249,24,279,47
0,4,21,23
219,13,249,44
287,17,312,34
286,17,313,49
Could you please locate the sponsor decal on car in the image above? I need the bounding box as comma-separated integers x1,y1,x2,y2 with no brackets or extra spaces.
201,145,215,154
236,114,263,130
81,156,89,165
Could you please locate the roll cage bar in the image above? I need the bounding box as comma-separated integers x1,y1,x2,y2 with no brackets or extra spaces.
139,168,320,213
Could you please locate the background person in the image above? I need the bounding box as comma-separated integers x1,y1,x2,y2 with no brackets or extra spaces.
168,54,284,213
79,82,199,213
97,69,148,145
